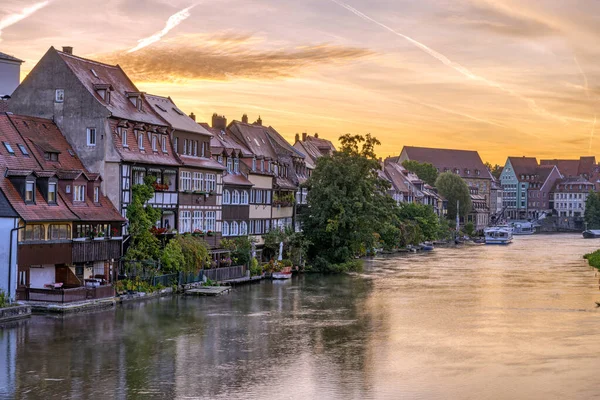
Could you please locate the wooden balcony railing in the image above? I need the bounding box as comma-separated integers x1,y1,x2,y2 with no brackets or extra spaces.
72,239,122,263
25,285,115,303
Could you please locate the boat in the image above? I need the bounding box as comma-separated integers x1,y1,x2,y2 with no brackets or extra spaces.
484,226,513,245
583,230,600,239
511,222,535,235
272,266,293,280
420,242,434,251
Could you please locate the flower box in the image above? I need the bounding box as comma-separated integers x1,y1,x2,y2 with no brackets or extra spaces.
111,236,124,240
73,237,87,242
94,237,105,241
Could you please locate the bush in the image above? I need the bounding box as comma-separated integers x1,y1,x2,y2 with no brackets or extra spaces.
172,235,210,273
160,239,185,273
308,257,364,274
0,289,8,308
249,258,262,276
584,250,600,269
115,277,161,294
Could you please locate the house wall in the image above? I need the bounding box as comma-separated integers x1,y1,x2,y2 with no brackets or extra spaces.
0,59,20,96
0,218,18,300
9,49,121,206
248,174,273,220
29,265,56,289
500,160,518,218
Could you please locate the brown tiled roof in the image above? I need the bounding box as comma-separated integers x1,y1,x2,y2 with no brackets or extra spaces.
304,135,336,155
178,154,225,171
228,121,279,160
0,52,23,63
274,176,297,190
384,163,413,195
540,156,596,177
293,141,319,169
402,146,492,180
508,156,538,177
55,49,165,126
146,94,212,136
203,123,252,156
223,173,253,187
109,119,181,166
551,176,595,193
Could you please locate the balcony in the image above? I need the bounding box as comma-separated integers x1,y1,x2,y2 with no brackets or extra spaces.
72,238,122,263
18,240,73,265
148,192,178,207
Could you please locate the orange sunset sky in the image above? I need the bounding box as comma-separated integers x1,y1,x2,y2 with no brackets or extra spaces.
1,0,599,164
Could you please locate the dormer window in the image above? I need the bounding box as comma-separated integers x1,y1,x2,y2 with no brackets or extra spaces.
138,132,144,150
25,180,35,203
201,142,205,157
48,182,57,204
126,92,143,110
475,169,480,176
227,157,233,173
252,157,256,171
87,128,96,146
162,136,167,153
17,144,29,156
44,152,59,162
122,128,128,147
183,139,188,155
193,141,198,156
234,158,239,173
3,142,14,155
218,155,223,164
152,135,158,152
94,187,100,203
74,185,85,202
55,89,64,103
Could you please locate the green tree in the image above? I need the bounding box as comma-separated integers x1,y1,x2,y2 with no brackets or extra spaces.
485,162,503,179
125,176,161,261
301,133,399,269
585,191,600,229
173,235,210,273
160,239,185,273
401,160,439,186
396,203,440,241
435,172,472,221
221,236,253,266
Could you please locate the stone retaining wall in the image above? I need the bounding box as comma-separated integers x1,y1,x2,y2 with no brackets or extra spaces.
0,304,31,323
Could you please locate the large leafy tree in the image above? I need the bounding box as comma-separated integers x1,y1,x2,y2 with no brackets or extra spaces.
435,172,472,221
125,176,161,261
401,160,439,186
396,203,440,241
585,191,600,229
301,133,399,265
485,162,503,179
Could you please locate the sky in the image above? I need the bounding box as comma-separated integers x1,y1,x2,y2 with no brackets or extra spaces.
1,0,600,164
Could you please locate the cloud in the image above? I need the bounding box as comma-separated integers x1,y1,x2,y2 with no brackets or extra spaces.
98,33,374,82
128,4,197,53
0,1,50,38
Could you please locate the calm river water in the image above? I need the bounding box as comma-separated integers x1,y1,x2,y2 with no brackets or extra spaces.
2,234,600,399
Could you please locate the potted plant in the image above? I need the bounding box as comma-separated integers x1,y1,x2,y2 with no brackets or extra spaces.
207,230,214,237
111,227,123,240
73,232,87,242
192,229,204,237
94,230,105,240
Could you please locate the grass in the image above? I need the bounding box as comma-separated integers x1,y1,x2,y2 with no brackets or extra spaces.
584,250,600,269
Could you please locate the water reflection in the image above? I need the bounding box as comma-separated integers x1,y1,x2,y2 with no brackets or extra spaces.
3,234,600,399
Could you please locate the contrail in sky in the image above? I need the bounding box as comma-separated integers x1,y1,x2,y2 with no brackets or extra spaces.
0,1,49,38
574,55,597,154
128,5,197,53
329,0,568,123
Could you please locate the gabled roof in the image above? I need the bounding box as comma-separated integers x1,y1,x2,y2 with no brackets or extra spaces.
0,52,23,63
223,173,253,187
540,156,596,177
178,154,225,171
227,121,280,160
401,146,492,180
507,156,538,177
145,94,212,137
551,176,595,193
203,123,252,157
384,163,414,195
0,189,18,218
54,48,165,126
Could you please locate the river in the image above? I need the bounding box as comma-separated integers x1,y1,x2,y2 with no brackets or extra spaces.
1,234,600,399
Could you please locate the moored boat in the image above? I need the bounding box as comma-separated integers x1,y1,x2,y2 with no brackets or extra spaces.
420,242,434,251
583,230,600,239
484,226,513,245
511,222,535,235
272,266,293,279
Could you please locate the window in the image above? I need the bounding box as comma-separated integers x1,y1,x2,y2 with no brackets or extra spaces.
256,189,263,204
162,136,167,153
240,221,248,235
192,172,203,191
44,152,59,161
3,142,14,155
74,185,85,202
17,144,29,156
218,155,223,164
55,89,65,102
241,190,249,205
250,189,255,203
179,171,192,191
231,221,239,236
232,190,240,204
192,211,203,231
223,190,231,204
183,139,188,155
174,137,178,153
25,181,34,202
48,224,71,240
179,210,191,233
205,174,216,192
266,190,271,204
252,158,257,171
94,187,100,203
227,157,233,173
133,170,145,185
201,142,206,157
87,128,96,146
193,141,198,156
23,225,44,241
234,158,239,173
138,132,144,149
268,161,272,172
152,135,157,151
66,185,71,194
48,182,57,203
222,221,230,236
122,129,128,147
205,211,216,232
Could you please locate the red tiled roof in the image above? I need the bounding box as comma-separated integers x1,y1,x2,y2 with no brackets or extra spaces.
55,49,166,126
508,156,538,177
402,146,492,180
228,121,279,160
540,156,596,177
384,163,413,195
109,119,181,166
204,123,252,157
0,100,8,113
551,176,595,193
146,94,212,136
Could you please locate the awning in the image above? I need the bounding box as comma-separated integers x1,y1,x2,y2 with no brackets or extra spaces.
161,210,175,215
163,169,177,175
148,168,162,173
131,166,146,172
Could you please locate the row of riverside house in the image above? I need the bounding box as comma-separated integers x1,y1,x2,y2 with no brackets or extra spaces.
0,46,334,301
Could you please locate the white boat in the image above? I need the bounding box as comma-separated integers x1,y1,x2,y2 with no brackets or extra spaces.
272,266,293,280
484,226,513,245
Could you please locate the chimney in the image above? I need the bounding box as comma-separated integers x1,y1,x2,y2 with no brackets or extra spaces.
254,116,262,126
295,133,300,143
62,46,73,55
314,133,319,138
242,114,248,123
189,112,196,121
212,113,227,130
302,132,307,141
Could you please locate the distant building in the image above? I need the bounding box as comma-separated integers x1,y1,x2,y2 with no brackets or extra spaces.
468,185,489,232
525,165,561,219
500,157,537,219
0,51,23,97
550,177,595,219
540,157,596,179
